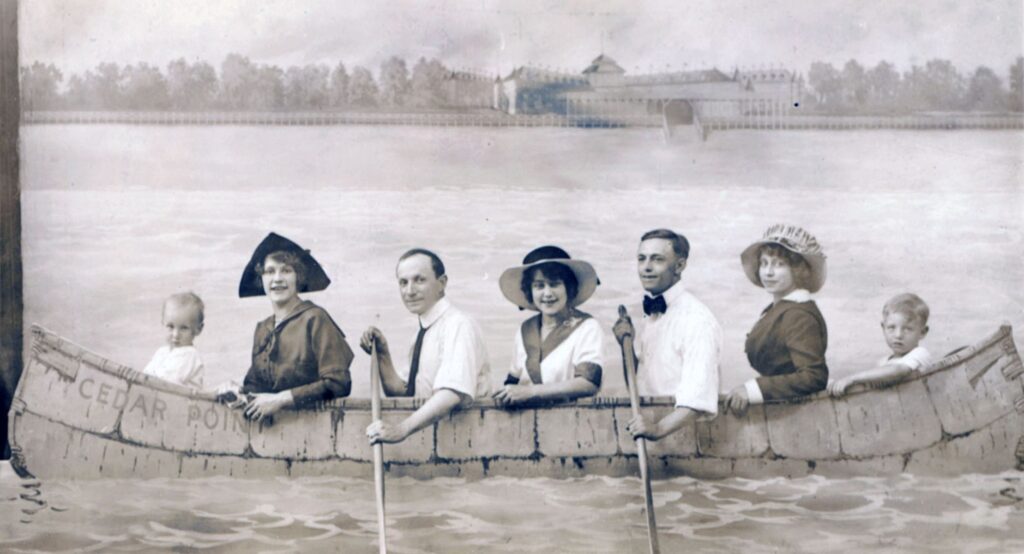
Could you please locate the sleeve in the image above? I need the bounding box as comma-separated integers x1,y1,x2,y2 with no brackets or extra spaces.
141,348,163,378
894,346,932,371
432,317,483,398
289,312,355,406
179,349,205,390
571,319,604,388
754,310,828,402
673,309,721,415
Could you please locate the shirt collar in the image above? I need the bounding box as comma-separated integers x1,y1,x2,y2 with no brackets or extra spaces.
661,279,688,306
418,297,451,328
781,289,812,303
263,299,315,330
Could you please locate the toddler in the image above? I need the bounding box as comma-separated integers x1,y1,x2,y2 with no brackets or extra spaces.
142,292,206,390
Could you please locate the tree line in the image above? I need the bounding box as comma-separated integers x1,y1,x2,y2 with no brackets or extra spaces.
803,57,1024,114
20,54,1024,113
20,54,472,111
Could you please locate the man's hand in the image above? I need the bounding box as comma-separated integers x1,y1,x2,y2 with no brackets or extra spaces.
492,384,534,407
366,419,409,444
724,385,749,416
626,413,660,441
359,326,389,355
613,308,635,345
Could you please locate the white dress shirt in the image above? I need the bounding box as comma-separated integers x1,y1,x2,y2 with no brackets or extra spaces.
402,297,491,399
635,280,722,415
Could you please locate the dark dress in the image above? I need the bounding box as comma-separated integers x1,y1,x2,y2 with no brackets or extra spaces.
242,300,353,406
744,300,828,402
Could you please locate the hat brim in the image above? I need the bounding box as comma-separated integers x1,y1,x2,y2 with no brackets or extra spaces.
740,240,827,293
239,233,331,298
499,259,599,310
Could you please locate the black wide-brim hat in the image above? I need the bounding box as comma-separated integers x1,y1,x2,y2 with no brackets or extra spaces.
499,245,600,310
238,232,331,298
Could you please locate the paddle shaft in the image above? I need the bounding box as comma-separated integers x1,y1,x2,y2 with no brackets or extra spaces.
619,315,661,554
370,342,388,554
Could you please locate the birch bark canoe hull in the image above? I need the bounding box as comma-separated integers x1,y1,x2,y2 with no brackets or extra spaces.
9,324,1024,480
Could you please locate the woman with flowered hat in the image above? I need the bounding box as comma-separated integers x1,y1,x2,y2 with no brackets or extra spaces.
492,246,605,407
724,224,829,415
218,232,354,422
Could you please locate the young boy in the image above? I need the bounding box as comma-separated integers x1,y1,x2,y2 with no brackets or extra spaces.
142,292,206,390
828,293,931,397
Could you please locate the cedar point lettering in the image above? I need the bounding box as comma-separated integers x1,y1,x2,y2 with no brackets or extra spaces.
75,375,244,431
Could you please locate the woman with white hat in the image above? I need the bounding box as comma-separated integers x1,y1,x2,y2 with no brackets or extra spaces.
724,224,829,415
492,246,605,407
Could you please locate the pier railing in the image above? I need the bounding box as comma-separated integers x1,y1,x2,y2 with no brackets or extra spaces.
21,110,1024,132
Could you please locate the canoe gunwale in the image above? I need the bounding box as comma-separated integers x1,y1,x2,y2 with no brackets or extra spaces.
13,322,1024,480
25,323,1018,412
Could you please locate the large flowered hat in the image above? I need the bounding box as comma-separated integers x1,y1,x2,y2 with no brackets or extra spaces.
740,224,827,293
238,232,331,298
499,245,600,310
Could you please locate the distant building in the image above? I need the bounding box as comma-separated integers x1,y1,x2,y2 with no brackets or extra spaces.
494,54,803,125
442,70,494,109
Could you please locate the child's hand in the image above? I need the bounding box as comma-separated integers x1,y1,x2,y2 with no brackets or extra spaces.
724,385,749,416
827,378,853,398
215,383,247,408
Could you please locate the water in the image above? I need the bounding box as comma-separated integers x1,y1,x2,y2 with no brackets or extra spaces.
10,125,1024,551
3,470,1024,553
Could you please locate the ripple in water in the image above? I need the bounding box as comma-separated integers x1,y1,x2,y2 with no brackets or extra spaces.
2,469,1024,553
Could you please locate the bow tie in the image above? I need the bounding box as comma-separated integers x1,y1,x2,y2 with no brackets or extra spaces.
643,295,667,316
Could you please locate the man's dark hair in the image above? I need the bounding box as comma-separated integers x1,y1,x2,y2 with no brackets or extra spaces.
640,229,690,259
398,248,446,278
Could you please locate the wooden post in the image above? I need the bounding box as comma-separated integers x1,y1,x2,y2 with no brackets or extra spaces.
0,0,21,460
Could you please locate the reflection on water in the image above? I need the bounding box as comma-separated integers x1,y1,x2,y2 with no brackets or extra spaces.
2,470,1023,553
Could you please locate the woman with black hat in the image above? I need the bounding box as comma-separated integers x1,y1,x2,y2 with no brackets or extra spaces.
724,224,829,415
492,246,605,407
220,232,354,422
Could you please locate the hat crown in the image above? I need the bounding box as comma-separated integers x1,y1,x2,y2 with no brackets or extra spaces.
522,245,571,265
762,224,825,258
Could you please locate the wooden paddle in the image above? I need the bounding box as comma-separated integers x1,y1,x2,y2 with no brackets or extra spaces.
618,305,661,554
370,340,388,554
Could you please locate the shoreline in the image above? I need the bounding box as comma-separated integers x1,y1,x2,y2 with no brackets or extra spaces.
21,110,1024,131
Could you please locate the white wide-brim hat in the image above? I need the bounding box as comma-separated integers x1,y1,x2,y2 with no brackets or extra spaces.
499,245,600,310
740,224,827,293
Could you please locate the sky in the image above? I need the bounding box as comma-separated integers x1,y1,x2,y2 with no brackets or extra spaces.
19,0,1024,78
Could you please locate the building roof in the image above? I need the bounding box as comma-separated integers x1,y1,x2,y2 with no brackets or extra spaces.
582,54,626,75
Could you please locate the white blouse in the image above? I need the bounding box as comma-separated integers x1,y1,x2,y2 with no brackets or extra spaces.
510,317,605,385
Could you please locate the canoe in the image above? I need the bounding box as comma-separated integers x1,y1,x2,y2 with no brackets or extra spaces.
8,323,1024,480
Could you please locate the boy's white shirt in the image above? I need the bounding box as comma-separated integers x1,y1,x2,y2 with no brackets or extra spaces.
143,345,205,389
879,345,932,370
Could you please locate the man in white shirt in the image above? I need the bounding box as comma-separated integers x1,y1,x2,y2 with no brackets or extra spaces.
360,248,491,444
613,229,722,441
